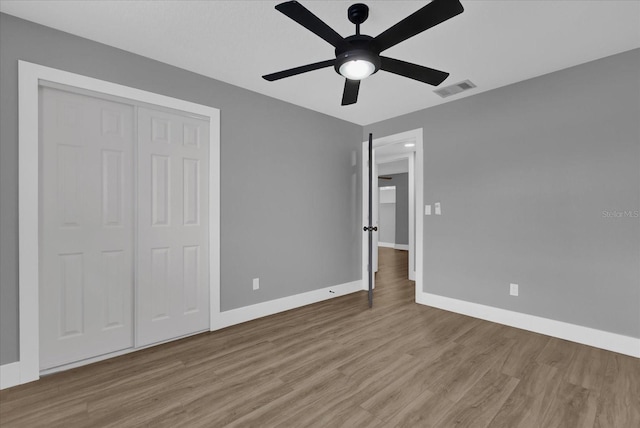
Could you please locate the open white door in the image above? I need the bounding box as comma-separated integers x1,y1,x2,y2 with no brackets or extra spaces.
372,152,379,274
363,133,377,307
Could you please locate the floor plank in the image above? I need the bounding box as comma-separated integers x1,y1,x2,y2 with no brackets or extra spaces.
434,369,520,428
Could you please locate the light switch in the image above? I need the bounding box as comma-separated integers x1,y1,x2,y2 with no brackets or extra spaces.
425,205,432,215
435,202,441,215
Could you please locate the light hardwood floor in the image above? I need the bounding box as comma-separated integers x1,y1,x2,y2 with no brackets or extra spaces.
1,247,638,427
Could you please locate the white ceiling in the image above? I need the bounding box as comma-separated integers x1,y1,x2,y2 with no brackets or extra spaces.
2,0,639,125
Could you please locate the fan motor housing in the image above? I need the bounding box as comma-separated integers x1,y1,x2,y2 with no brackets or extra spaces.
334,49,381,76
334,35,381,77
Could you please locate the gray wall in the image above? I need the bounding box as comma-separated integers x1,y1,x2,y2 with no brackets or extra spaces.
0,13,362,365
365,49,640,338
378,202,396,244
377,159,408,176
379,173,409,245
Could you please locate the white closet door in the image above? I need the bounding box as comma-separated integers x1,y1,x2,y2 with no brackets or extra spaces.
136,107,210,346
40,87,134,370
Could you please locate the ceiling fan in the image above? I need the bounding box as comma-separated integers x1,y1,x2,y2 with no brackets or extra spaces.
263,0,464,106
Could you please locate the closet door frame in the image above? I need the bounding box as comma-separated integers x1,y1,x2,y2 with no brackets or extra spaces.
17,60,220,385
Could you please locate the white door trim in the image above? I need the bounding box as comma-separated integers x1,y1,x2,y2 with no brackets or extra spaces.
17,60,221,386
361,129,423,300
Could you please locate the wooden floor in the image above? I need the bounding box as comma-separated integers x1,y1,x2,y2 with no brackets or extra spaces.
1,248,639,427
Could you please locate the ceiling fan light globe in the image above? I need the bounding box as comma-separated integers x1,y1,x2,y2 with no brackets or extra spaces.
339,59,375,80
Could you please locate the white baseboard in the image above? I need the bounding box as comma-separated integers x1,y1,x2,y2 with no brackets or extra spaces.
0,361,21,390
416,292,640,358
211,280,363,330
395,244,409,251
378,242,395,248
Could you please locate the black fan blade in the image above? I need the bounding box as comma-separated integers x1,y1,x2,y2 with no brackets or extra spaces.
374,0,464,52
263,59,335,81
341,79,360,105
380,57,449,86
275,1,344,48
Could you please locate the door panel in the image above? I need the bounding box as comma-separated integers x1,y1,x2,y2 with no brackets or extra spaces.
58,253,84,337
136,107,210,346
102,150,125,226
365,133,375,306
150,247,171,320
372,152,379,274
101,250,128,329
40,87,134,370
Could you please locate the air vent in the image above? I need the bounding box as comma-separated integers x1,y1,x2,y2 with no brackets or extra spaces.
434,79,476,98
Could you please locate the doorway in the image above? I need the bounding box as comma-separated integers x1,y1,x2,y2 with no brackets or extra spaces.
361,129,424,304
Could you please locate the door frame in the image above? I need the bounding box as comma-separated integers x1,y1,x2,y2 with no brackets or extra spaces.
17,61,220,385
361,128,423,300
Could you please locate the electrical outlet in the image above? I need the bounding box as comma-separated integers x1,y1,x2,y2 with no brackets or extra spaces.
510,283,518,296
253,278,259,291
